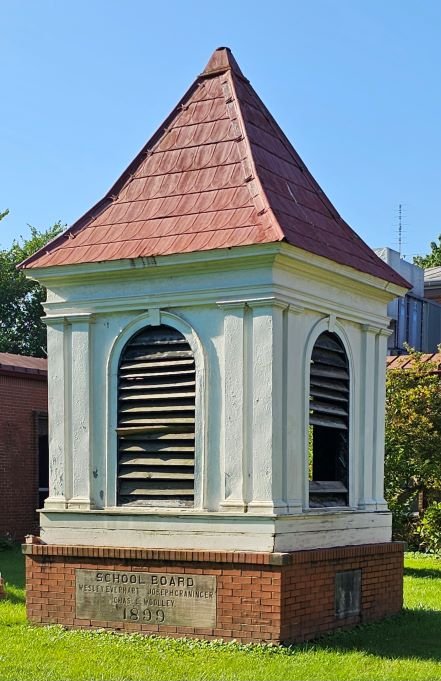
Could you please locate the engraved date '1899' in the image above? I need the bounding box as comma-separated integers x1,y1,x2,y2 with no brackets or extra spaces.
76,569,217,628
123,606,165,623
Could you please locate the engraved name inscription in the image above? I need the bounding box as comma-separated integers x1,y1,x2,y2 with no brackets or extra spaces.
75,569,216,627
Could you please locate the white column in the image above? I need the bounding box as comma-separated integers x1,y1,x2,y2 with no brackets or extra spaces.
43,318,70,510
67,313,95,510
247,299,288,514
358,324,377,510
285,304,305,513
218,302,247,512
372,328,391,510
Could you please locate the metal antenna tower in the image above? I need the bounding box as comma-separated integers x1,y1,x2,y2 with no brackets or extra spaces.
395,204,407,258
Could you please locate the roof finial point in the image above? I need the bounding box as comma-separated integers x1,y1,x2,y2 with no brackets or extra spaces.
201,46,246,80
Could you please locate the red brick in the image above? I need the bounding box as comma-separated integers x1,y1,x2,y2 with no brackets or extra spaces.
0,371,47,540
25,542,403,645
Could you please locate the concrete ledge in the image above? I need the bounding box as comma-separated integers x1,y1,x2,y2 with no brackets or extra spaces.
22,542,291,566
22,541,404,565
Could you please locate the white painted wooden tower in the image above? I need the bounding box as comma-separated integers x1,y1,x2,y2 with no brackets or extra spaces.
22,47,408,553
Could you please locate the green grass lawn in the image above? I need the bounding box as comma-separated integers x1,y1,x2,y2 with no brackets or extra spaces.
0,546,440,681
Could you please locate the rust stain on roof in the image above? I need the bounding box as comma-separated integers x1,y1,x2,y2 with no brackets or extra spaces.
21,47,408,288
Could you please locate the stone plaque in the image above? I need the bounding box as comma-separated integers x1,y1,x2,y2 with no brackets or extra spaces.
76,569,216,627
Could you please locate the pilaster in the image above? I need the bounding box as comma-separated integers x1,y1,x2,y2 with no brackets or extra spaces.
358,324,378,510
372,328,392,510
67,313,95,510
218,301,248,512
247,298,288,514
284,304,305,513
43,317,70,510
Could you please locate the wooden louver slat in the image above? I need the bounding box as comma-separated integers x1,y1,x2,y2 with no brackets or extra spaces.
309,333,349,431
117,325,195,507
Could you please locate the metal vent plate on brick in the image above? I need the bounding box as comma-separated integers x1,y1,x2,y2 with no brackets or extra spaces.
117,324,195,507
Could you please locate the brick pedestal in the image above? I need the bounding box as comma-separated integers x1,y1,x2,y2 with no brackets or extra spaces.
24,542,403,644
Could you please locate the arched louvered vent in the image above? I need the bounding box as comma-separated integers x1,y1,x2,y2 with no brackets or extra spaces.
117,324,195,507
309,332,349,507
310,332,349,431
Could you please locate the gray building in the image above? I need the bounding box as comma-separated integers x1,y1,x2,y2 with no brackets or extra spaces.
424,267,441,304
375,247,441,353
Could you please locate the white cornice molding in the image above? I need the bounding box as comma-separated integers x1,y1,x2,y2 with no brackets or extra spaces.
42,316,68,328
361,323,383,335
379,328,394,338
43,312,96,326
217,296,289,312
43,284,392,329
35,244,397,330
24,244,280,286
246,297,289,311
216,300,247,311
270,285,391,329
43,284,277,315
275,245,408,301
65,313,96,324
25,242,408,301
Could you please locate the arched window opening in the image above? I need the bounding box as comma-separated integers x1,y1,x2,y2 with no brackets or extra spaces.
117,324,195,507
309,331,349,507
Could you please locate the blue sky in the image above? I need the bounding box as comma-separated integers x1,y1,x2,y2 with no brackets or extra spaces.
1,0,440,260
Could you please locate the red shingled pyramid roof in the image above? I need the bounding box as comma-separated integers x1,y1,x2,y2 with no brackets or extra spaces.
22,48,408,287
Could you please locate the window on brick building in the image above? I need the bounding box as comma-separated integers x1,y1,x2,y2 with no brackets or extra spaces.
309,332,349,507
116,324,195,507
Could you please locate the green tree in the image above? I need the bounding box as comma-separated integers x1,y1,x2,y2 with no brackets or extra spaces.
0,214,64,357
414,235,441,268
385,349,441,542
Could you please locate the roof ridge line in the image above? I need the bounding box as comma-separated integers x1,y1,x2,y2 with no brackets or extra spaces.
246,88,342,224
225,71,285,243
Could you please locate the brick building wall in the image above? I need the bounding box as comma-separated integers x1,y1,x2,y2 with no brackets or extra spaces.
24,542,403,644
0,362,47,540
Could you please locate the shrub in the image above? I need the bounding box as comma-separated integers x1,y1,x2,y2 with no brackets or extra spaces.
385,348,441,546
417,502,441,555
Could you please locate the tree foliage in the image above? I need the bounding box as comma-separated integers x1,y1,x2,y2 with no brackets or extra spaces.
413,235,441,268
0,214,64,357
417,501,441,554
385,349,441,545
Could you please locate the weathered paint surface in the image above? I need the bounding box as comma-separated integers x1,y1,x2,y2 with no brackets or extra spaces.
39,508,392,552
35,243,402,551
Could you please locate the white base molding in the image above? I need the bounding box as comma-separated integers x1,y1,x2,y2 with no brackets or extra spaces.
39,508,392,552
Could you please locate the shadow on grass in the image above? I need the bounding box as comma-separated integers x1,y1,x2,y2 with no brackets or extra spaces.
0,544,440,663
404,566,441,580
318,609,441,662
0,543,25,602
